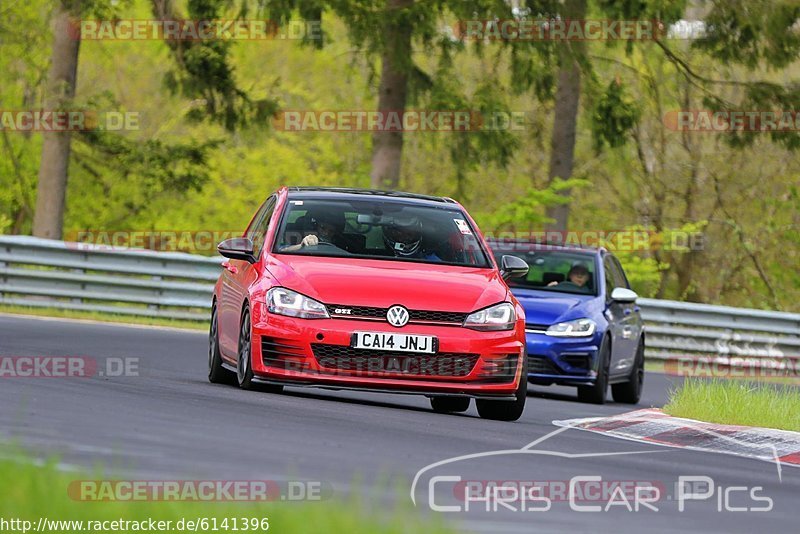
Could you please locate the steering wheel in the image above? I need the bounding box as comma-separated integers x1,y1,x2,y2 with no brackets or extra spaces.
305,241,351,254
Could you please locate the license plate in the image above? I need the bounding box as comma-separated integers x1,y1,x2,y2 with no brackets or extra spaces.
352,332,437,354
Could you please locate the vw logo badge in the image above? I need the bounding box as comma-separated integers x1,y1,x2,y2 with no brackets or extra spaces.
386,305,410,327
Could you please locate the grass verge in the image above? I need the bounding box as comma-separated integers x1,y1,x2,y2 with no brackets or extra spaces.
663,379,800,432
0,455,450,534
0,304,206,331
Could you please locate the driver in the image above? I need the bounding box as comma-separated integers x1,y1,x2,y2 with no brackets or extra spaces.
282,210,345,252
548,263,591,292
383,216,441,261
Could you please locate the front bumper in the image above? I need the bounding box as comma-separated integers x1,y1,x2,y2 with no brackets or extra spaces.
525,331,600,386
248,301,525,398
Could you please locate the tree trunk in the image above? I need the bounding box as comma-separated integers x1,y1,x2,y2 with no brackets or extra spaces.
369,0,413,190
544,0,587,232
33,1,81,239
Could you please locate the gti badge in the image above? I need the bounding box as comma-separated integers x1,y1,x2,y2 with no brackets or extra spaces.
386,305,410,327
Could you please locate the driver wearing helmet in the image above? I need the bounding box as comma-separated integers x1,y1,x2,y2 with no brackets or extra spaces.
383,216,442,261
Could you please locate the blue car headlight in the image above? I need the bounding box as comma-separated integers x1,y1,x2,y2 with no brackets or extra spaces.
545,318,596,337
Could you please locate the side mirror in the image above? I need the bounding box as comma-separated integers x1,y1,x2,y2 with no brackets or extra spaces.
610,287,638,303
218,237,257,264
500,255,529,281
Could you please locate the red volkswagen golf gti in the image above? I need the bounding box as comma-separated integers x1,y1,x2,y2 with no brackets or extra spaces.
209,187,530,421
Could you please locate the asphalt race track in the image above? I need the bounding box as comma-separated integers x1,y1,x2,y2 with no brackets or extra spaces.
1,314,797,533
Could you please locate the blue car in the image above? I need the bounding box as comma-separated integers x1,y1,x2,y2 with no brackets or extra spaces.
488,241,645,404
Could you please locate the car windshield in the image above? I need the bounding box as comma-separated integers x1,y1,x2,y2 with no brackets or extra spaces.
273,198,490,268
491,246,598,295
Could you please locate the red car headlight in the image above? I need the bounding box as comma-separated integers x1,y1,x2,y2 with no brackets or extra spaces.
266,287,330,319
463,302,516,331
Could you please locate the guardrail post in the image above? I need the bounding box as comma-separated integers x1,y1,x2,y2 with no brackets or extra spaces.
0,256,5,300
73,271,84,304
149,270,163,314
72,255,85,305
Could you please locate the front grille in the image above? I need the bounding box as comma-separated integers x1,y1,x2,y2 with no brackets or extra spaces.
327,305,385,318
528,355,561,375
326,304,467,325
409,310,468,323
525,323,550,332
310,344,478,377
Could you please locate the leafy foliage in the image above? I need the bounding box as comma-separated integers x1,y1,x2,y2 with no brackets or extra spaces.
157,0,279,130
591,80,640,151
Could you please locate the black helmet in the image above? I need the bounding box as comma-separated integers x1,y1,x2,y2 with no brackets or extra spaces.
384,216,422,256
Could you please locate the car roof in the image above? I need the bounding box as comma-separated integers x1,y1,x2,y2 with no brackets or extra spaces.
283,186,458,206
485,238,604,255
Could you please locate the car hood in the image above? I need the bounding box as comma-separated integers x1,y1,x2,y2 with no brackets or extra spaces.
511,289,599,326
267,255,507,312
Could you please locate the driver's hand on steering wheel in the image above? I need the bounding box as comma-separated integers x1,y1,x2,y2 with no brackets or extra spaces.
301,234,320,247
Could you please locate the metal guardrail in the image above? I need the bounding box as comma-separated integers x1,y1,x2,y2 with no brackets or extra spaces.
0,235,220,321
1,235,798,369
638,298,800,371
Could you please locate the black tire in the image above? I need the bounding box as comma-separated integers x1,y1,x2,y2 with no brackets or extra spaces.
612,339,645,404
430,396,470,413
208,304,235,384
236,308,255,390
578,336,610,404
476,352,527,421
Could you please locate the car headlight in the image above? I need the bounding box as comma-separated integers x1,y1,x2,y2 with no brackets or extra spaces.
545,318,596,337
266,287,329,319
463,302,516,331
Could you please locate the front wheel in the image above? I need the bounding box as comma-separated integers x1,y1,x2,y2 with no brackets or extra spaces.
577,336,610,404
236,308,255,390
476,353,527,421
612,339,644,404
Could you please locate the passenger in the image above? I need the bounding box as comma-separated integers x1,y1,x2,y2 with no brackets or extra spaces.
383,216,442,261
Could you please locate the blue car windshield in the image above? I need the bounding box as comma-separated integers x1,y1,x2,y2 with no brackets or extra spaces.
273,198,490,268
492,248,598,296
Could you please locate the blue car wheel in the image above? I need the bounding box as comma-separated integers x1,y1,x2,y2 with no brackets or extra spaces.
577,336,609,404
